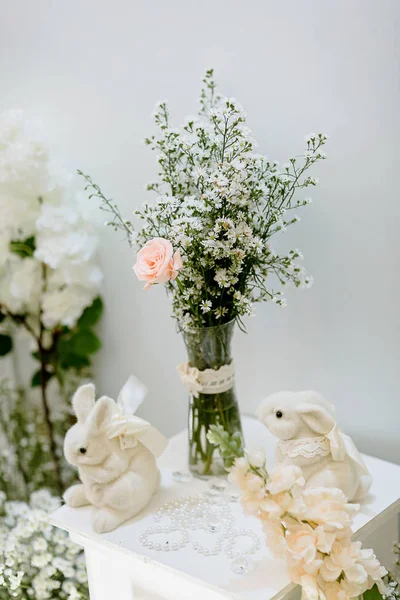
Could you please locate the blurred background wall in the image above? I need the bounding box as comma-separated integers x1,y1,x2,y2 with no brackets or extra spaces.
1,0,399,463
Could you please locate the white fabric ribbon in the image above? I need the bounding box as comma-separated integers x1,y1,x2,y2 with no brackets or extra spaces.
177,361,235,398
325,424,370,477
176,363,203,398
105,375,168,457
325,423,346,462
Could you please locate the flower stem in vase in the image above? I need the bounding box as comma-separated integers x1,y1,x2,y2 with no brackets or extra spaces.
181,319,243,477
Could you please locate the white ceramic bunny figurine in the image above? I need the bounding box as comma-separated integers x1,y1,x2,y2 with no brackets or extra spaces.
63,376,168,533
257,391,372,501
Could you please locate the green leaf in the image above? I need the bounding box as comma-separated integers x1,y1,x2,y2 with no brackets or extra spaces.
0,334,12,356
60,354,90,369
78,296,104,329
69,330,101,356
363,585,384,600
207,424,244,460
0,311,5,324
9,236,36,257
31,369,53,387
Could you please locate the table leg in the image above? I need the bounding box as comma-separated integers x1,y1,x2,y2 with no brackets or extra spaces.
70,533,164,600
84,543,135,600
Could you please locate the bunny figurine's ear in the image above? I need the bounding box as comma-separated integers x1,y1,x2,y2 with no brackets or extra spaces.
88,396,116,435
297,403,336,435
72,383,96,423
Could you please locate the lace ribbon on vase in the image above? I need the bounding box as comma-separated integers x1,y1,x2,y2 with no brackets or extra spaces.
278,436,331,459
177,362,235,397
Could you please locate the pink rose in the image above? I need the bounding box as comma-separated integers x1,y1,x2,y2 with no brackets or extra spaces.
133,238,182,290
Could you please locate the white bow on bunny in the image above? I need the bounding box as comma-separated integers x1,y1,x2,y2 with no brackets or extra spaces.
257,391,372,501
105,375,167,456
63,376,168,533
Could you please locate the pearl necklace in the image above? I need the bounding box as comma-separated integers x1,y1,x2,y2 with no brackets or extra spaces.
139,477,260,573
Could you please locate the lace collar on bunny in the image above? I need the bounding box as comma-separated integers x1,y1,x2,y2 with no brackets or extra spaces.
278,425,348,461
278,435,331,459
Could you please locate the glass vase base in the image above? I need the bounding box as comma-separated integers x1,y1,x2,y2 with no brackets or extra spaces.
189,457,227,479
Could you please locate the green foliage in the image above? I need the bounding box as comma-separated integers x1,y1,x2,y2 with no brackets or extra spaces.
0,334,12,356
207,423,244,468
59,353,90,370
9,236,36,257
29,296,103,385
0,311,5,324
68,329,101,356
78,296,103,328
31,369,53,388
363,584,384,600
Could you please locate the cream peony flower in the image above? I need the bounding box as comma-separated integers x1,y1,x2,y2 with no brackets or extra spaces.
266,464,305,495
319,540,370,589
245,472,265,493
285,522,335,564
321,580,352,600
289,560,323,584
358,548,387,592
240,492,264,516
299,487,358,531
228,456,250,488
261,519,287,558
297,574,320,600
259,491,292,519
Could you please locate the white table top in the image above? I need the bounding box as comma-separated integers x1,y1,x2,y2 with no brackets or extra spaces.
51,416,400,600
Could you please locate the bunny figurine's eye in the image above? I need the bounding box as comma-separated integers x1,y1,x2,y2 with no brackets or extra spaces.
276,410,283,419
79,447,87,454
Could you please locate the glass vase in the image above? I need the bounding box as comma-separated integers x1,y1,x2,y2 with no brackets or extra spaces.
181,319,243,477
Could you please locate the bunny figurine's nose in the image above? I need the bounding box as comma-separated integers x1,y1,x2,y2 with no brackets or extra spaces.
79,447,87,454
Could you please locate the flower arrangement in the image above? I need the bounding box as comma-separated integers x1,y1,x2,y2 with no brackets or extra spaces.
0,110,103,495
81,69,327,329
79,69,327,475
0,489,88,600
209,426,388,600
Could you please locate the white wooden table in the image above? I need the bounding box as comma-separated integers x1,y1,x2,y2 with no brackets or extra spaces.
51,417,400,600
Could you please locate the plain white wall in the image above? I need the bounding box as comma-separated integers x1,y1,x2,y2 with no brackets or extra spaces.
1,0,399,463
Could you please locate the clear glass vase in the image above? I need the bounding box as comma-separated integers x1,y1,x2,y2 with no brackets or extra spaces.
182,319,243,477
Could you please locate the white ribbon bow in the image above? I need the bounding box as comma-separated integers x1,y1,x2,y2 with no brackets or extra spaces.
105,375,168,457
325,423,346,462
177,363,203,398
325,423,370,478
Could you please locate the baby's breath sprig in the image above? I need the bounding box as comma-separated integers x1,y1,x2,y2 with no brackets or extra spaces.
78,170,134,242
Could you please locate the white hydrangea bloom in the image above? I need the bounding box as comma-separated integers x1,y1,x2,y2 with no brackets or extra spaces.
0,110,102,329
42,286,96,328
0,256,42,314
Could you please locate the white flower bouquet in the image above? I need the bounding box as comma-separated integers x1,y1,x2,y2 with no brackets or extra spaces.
80,69,327,475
